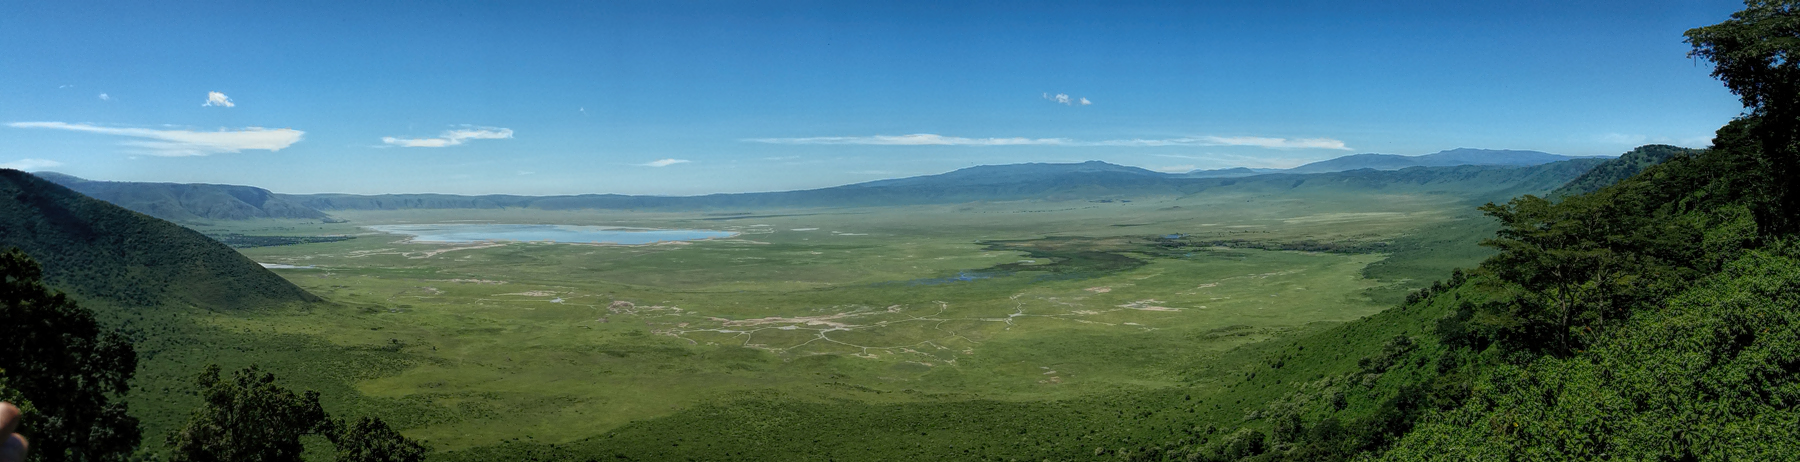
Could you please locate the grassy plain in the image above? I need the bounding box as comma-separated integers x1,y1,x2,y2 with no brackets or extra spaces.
126,189,1497,455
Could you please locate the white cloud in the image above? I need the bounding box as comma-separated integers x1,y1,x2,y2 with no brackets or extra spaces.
1152,152,1310,169
746,134,1350,150
7,121,304,156
97,93,111,101
1189,136,1348,150
381,127,513,148
202,91,235,108
638,158,691,167
1043,93,1092,106
1153,165,1197,173
0,158,63,171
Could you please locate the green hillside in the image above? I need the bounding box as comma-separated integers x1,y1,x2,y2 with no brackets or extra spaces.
1548,144,1698,198
34,172,335,223
0,169,318,309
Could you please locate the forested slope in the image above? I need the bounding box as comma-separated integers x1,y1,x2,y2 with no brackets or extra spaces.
1548,144,1698,198
1178,63,1800,462
0,169,318,309
35,172,333,222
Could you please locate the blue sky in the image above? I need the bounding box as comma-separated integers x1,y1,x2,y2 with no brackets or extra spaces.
0,0,1749,195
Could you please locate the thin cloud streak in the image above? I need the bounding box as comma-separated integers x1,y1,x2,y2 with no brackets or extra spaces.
746,133,1349,150
1,158,63,171
382,127,513,148
639,158,691,167
7,121,304,156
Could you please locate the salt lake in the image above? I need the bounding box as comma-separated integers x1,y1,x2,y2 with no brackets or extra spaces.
366,224,737,245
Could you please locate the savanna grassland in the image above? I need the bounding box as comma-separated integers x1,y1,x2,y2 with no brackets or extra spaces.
136,188,1494,456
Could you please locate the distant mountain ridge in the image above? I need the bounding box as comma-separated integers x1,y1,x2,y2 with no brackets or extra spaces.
1222,148,1591,176
284,158,1607,212
39,148,1613,215
0,169,319,309
34,172,334,222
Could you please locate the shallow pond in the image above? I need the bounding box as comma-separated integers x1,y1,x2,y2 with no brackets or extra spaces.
366,224,737,245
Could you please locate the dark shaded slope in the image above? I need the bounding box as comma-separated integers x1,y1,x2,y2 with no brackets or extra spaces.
1549,144,1698,198
0,169,318,309
288,159,1607,212
35,172,333,222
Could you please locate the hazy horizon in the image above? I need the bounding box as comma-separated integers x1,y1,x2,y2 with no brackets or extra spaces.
25,147,1612,197
2,1,1746,195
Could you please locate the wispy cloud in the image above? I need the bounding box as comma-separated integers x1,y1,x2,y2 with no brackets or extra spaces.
381,127,513,148
97,93,111,102
750,134,1074,146
1154,152,1314,169
638,158,691,167
746,134,1349,150
1043,93,1093,106
202,91,235,108
7,121,304,156
0,158,63,171
1153,165,1197,173
1598,133,1711,148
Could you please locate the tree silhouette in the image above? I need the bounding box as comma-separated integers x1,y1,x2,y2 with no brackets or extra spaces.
0,249,139,461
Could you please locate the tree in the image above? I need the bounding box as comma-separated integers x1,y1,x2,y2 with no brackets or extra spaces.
0,248,139,461
1475,196,1633,356
166,365,428,462
1687,0,1800,229
1686,1,1800,118
166,365,328,462
329,417,426,462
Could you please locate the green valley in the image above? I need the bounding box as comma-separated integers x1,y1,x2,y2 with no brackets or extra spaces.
4,2,1795,461
71,160,1573,458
